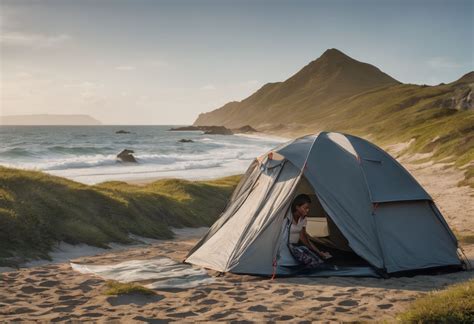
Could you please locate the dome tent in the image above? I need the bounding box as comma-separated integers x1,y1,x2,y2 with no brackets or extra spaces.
185,132,462,277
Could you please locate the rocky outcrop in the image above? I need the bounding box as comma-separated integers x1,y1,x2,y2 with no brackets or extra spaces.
169,126,201,131
202,126,233,135
439,85,473,110
231,125,258,133
169,126,233,135
117,149,137,163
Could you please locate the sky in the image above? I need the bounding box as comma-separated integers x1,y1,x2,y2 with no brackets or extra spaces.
0,0,473,125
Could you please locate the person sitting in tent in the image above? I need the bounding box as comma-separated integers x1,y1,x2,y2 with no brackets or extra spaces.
288,194,332,268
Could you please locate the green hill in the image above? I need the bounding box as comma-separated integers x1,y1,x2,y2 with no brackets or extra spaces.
194,49,473,186
0,167,239,266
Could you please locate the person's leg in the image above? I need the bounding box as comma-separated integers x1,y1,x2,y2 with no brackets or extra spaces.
289,244,323,267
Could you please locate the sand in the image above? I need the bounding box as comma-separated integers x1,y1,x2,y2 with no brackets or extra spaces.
1,156,473,322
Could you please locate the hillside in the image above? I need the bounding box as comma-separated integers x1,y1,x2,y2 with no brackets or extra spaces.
0,167,239,266
0,114,102,125
194,49,400,128
194,49,473,185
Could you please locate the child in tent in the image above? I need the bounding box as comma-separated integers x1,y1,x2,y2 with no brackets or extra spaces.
288,194,333,268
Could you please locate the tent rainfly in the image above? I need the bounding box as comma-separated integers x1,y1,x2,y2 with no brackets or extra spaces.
185,132,464,277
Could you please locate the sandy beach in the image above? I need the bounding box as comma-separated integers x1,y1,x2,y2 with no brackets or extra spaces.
1,157,473,322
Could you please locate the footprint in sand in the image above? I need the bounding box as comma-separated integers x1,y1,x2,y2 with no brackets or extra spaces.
20,286,48,293
377,303,393,309
195,306,211,313
198,299,219,305
189,293,206,301
167,311,197,318
233,296,247,302
273,288,290,295
9,307,35,314
248,305,268,312
210,310,235,320
215,286,232,291
59,299,88,307
29,271,49,275
133,315,169,323
51,305,77,313
334,307,351,313
334,292,351,297
338,299,359,307
81,312,103,318
106,294,164,306
314,296,336,302
37,302,54,309
39,280,60,287
58,295,80,301
293,291,304,298
275,315,294,321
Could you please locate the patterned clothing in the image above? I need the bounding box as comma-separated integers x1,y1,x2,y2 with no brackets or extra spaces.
288,244,324,268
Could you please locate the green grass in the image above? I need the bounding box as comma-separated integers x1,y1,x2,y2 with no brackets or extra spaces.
457,233,474,245
0,166,240,266
398,279,474,323
458,165,474,189
104,280,156,296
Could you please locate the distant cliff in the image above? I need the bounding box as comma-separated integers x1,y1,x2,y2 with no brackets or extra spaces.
0,114,102,125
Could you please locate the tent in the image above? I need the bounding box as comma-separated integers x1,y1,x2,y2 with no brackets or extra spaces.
185,132,463,277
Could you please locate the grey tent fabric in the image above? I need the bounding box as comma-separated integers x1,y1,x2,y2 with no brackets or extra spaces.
375,201,460,273
345,135,431,202
276,134,318,169
185,160,301,272
185,131,462,276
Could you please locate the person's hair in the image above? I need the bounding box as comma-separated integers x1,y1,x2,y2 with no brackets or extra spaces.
291,194,311,212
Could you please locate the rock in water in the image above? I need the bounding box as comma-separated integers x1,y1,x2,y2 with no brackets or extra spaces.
232,125,258,133
117,149,137,163
169,125,233,135
169,126,201,131
116,130,131,134
178,139,194,143
202,126,233,135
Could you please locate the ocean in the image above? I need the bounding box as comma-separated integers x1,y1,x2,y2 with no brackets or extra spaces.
0,126,286,184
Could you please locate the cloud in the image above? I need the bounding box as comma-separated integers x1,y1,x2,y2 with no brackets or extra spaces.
200,84,217,91
115,65,136,71
427,57,462,69
0,31,71,48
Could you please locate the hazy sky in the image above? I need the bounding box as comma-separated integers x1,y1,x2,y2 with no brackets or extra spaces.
1,0,473,124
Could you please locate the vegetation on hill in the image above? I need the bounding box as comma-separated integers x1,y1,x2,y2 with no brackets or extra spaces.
0,166,240,266
194,49,473,186
398,279,474,323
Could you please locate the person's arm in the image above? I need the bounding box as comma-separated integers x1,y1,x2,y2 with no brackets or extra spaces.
300,227,332,259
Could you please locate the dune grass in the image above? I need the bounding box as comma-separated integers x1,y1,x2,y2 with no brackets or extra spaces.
0,166,240,266
458,165,474,189
398,279,474,323
457,233,474,245
104,280,156,296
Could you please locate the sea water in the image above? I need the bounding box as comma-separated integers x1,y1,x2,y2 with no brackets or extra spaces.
0,125,285,184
